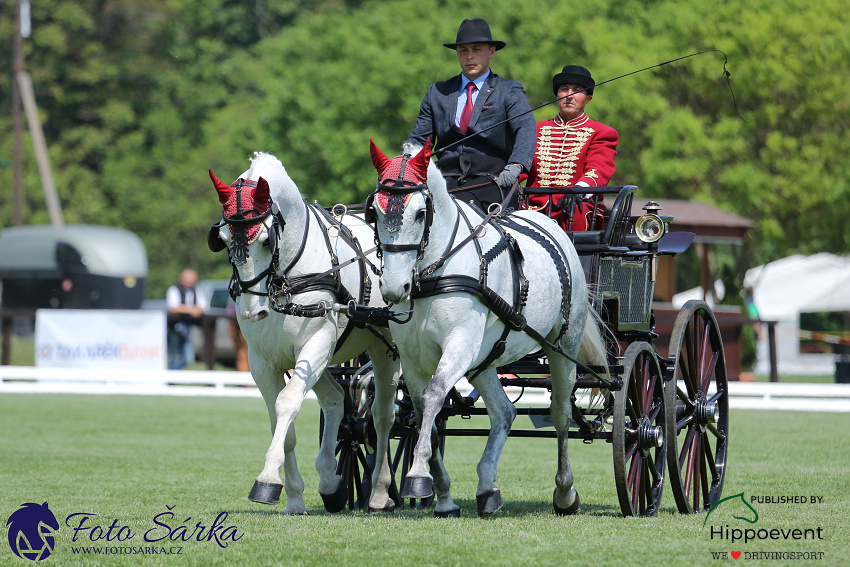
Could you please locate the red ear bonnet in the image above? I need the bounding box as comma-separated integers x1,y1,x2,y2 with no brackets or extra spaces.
210,169,234,204
254,177,270,209
370,138,392,176
407,138,431,183
371,137,431,186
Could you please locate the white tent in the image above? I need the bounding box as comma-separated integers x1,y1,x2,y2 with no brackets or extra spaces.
674,253,850,375
743,253,850,319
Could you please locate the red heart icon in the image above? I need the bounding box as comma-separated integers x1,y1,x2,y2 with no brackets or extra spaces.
731,551,742,559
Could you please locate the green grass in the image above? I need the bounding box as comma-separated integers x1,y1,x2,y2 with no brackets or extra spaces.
1,394,848,566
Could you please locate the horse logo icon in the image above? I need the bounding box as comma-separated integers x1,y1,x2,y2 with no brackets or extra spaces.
703,492,759,527
6,502,60,561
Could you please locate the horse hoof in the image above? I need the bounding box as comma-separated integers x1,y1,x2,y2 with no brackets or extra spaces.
435,507,461,518
368,502,396,514
320,480,349,514
553,488,580,516
248,480,282,505
399,476,434,499
476,489,504,517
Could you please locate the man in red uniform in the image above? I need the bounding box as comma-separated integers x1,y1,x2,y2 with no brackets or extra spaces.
523,65,618,230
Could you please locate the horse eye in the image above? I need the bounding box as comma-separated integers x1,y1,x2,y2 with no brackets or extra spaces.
415,209,426,221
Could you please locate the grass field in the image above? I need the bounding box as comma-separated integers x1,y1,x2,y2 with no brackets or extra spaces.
1,393,847,566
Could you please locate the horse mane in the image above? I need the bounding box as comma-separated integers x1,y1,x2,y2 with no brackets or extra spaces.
246,152,300,202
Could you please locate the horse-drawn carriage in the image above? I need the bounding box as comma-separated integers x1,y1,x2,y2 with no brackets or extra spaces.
207,143,729,519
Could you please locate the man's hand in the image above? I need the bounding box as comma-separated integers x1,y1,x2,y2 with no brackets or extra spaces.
496,163,523,190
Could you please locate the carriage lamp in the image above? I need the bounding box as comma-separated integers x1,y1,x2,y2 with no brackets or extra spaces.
635,202,666,244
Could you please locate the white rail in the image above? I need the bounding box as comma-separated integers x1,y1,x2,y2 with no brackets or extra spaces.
1,366,848,412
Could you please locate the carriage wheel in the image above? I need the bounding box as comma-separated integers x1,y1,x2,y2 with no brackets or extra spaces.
665,300,729,514
613,341,667,517
320,377,378,511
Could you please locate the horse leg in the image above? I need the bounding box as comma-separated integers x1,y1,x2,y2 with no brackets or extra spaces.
400,342,474,503
311,368,348,513
252,330,335,512
404,375,460,517
366,348,402,513
471,368,517,517
249,359,309,513
545,344,581,515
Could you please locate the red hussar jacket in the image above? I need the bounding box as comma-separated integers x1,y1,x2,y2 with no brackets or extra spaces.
522,113,618,231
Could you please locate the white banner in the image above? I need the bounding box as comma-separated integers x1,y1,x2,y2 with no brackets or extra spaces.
35,310,166,369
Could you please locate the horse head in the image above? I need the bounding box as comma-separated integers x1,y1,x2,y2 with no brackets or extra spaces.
368,138,437,303
209,169,277,322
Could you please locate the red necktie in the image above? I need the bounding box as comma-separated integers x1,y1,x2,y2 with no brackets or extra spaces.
459,82,476,133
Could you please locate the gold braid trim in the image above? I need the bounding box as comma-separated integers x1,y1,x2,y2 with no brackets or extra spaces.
535,122,594,186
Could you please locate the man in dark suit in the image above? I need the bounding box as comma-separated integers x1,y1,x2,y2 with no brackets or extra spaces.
404,18,536,210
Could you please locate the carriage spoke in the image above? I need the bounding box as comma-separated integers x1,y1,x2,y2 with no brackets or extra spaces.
704,435,719,483
707,390,725,404
629,453,642,512
644,451,660,484
700,351,719,394
683,426,698,498
698,320,710,390
677,413,695,432
707,423,726,443
647,401,662,424
678,424,697,469
625,438,640,463
691,434,702,510
629,373,643,416
642,370,657,414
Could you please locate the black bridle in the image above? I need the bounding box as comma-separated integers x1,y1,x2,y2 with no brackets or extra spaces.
208,178,285,300
366,154,435,262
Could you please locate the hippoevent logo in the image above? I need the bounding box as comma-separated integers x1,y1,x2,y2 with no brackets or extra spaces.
6,503,244,561
6,502,59,561
705,492,826,561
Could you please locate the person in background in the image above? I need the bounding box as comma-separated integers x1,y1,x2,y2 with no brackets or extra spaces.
404,18,536,210
226,298,250,372
166,268,204,369
522,65,618,231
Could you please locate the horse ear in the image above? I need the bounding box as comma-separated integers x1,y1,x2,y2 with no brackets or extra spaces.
407,137,432,181
209,169,234,204
370,138,392,174
254,177,270,208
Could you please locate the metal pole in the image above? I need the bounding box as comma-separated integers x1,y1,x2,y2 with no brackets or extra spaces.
12,0,25,226
16,71,64,228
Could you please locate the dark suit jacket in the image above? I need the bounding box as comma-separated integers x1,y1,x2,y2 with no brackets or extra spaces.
405,72,536,171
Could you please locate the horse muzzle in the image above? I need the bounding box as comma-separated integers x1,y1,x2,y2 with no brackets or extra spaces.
379,277,412,305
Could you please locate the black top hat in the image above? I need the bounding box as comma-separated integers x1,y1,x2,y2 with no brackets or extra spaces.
443,18,506,50
552,65,595,95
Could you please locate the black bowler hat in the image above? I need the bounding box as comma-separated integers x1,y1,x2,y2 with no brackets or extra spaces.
443,18,506,51
552,65,595,95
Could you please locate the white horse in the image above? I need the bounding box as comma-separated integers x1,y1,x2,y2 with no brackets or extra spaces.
367,139,608,516
208,152,401,514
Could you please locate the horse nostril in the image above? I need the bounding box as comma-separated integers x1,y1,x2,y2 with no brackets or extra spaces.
403,283,410,295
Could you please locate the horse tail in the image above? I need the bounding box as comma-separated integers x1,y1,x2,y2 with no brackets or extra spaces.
578,308,610,378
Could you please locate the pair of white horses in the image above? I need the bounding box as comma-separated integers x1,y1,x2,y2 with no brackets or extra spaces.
209,140,606,516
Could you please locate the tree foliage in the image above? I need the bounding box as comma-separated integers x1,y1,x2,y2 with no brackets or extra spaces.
1,0,847,296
